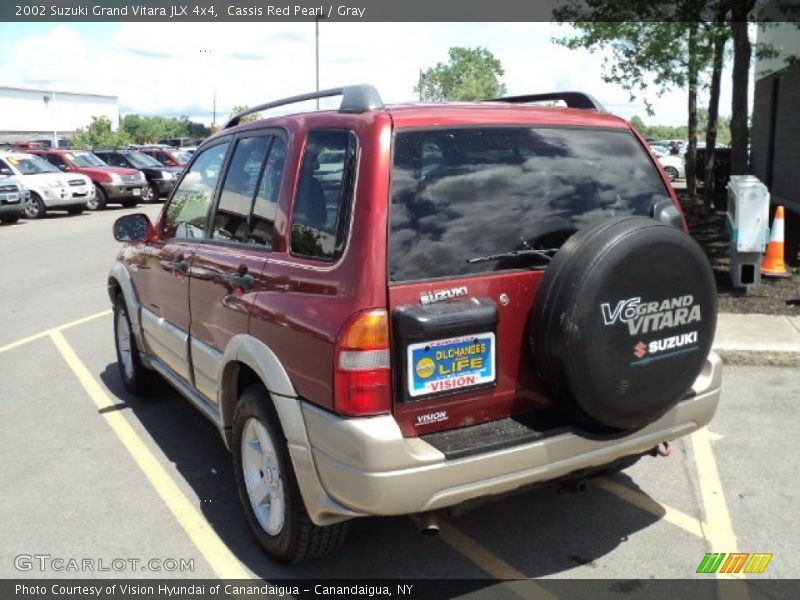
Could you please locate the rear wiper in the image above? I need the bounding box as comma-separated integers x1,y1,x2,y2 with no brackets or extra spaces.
467,248,558,265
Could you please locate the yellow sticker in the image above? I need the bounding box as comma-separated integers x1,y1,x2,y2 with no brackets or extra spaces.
415,357,435,379
7,156,18,164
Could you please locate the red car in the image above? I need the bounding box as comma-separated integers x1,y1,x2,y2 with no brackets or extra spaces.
109,85,720,563
30,149,145,210
137,146,191,169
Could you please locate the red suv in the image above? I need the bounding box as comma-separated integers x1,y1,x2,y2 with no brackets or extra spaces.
30,149,145,210
108,85,721,564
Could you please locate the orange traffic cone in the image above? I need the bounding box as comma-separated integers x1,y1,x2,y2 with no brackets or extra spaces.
761,206,791,278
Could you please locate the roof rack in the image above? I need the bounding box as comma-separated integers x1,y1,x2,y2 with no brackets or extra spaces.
489,91,607,113
225,84,384,129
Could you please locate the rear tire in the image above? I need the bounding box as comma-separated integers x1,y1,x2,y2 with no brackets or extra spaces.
23,193,46,219
67,206,84,215
664,166,678,182
0,214,21,224
113,293,159,395
232,385,349,564
121,199,139,208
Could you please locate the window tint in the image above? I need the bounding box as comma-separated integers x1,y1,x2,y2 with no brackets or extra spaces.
249,136,286,247
212,136,270,243
388,127,670,282
290,130,356,260
163,142,230,240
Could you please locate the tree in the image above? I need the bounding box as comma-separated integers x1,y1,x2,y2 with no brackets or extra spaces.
120,114,209,144
229,105,261,124
71,116,131,149
729,0,755,175
553,5,716,196
703,3,729,207
415,46,507,101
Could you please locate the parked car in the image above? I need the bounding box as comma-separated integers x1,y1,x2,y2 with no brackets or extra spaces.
93,149,180,203
656,154,686,182
0,152,91,218
0,172,27,224
29,149,144,210
158,137,194,149
137,146,191,169
109,85,720,564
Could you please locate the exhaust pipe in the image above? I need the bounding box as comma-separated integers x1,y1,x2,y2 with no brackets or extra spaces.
411,512,440,536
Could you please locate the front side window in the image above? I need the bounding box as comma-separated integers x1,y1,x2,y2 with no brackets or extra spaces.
290,130,356,261
163,142,230,240
212,136,271,243
388,127,670,282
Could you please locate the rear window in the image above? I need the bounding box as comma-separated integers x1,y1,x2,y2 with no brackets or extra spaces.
388,127,670,283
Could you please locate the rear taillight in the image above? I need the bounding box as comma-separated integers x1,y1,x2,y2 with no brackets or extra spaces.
334,310,391,416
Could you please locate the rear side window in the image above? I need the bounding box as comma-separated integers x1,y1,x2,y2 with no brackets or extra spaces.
290,130,357,261
389,127,670,282
44,153,68,169
249,136,286,247
212,136,271,243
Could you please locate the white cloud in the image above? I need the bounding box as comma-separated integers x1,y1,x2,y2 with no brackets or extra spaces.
3,22,750,128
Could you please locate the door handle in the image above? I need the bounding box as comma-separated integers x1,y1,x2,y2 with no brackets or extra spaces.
226,264,253,291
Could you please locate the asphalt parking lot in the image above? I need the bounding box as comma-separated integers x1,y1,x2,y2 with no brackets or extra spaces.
1,206,798,593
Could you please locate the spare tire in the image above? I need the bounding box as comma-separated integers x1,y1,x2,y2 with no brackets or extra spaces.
529,216,717,430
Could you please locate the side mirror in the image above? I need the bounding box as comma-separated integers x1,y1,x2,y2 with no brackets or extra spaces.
0,167,13,176
113,213,155,243
58,165,68,171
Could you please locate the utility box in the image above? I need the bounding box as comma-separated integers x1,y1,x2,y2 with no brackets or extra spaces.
726,175,770,289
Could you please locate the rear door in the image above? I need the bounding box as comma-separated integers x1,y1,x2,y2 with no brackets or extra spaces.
188,132,287,403
135,140,230,382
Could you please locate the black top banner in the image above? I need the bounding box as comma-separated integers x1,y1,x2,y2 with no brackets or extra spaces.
3,0,799,22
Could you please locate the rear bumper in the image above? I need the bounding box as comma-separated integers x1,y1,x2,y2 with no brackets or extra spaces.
297,352,722,525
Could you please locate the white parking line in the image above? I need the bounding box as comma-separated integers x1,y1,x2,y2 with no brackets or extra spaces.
0,310,111,354
594,476,705,538
693,428,750,592
50,329,251,579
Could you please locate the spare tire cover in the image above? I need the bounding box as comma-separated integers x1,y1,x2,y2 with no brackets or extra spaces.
529,216,717,430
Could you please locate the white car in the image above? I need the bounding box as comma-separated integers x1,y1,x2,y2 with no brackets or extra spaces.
0,152,94,218
657,154,685,182
0,173,26,224
649,147,685,182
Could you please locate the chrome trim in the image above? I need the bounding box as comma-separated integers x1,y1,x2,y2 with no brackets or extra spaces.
190,337,223,404
140,307,191,381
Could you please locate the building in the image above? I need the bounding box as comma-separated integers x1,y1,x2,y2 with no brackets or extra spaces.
0,86,119,146
751,13,800,264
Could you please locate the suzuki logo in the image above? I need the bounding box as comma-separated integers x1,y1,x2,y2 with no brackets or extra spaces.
633,341,647,358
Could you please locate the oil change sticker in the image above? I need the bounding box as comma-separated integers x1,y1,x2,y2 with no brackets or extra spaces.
407,333,495,398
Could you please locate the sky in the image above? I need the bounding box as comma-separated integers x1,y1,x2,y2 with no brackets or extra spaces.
0,22,748,127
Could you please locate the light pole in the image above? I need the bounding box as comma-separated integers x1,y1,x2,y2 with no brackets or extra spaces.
43,93,58,148
315,15,327,108
315,16,320,108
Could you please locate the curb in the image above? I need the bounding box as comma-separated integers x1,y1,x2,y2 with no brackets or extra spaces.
713,348,800,367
